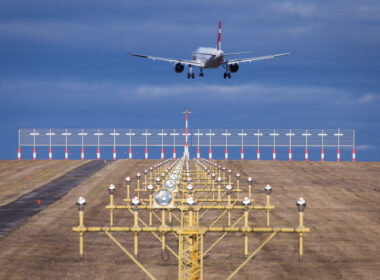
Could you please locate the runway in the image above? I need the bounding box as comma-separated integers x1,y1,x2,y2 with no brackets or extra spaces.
0,160,108,238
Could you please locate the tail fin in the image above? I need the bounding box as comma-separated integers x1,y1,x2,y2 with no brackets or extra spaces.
217,20,222,50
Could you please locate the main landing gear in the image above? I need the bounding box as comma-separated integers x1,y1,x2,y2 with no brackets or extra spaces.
187,73,195,79
199,69,204,77
187,65,195,79
224,72,231,79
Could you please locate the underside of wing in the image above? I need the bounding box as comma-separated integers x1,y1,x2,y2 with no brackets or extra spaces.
127,48,203,67
225,52,292,65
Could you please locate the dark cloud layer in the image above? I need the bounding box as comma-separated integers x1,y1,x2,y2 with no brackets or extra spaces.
0,0,379,160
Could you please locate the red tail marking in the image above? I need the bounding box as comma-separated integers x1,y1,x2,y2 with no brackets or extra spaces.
217,20,222,50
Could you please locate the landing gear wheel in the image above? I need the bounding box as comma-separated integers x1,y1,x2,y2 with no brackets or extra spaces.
191,73,195,79
223,73,227,79
199,73,204,77
187,73,190,79
228,73,231,79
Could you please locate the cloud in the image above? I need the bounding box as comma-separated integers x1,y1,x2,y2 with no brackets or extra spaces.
129,83,380,107
356,144,376,151
356,93,378,104
2,78,378,109
276,1,315,18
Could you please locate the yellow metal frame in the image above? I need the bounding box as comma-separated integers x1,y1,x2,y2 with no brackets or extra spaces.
73,158,310,280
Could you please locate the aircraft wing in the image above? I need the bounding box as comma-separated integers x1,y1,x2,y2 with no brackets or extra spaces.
225,52,292,65
127,49,203,67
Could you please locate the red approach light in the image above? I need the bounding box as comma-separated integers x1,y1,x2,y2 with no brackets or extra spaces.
38,200,41,205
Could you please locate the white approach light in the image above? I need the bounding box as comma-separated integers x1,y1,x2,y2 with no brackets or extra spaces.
155,190,172,206
108,184,116,194
265,184,272,195
297,197,306,211
77,196,86,205
226,184,232,194
125,177,131,183
187,184,193,192
247,177,253,183
242,197,251,209
147,184,154,193
186,196,195,206
297,197,306,205
132,196,140,206
170,174,178,181
164,179,176,191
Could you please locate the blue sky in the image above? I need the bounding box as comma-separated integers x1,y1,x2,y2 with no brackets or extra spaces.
1,0,379,160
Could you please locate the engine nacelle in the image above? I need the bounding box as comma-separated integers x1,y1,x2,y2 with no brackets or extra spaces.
228,63,239,73
174,63,184,73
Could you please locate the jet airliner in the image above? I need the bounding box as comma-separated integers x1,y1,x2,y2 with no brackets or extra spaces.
127,21,291,79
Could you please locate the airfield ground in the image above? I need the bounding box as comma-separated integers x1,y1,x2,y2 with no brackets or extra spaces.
0,160,88,207
0,160,379,279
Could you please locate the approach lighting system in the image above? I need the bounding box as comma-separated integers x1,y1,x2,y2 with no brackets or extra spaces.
73,157,310,279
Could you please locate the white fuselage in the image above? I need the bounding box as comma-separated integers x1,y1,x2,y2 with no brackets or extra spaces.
193,47,225,68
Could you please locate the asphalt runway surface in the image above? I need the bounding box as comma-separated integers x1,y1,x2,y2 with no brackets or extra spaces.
0,160,108,238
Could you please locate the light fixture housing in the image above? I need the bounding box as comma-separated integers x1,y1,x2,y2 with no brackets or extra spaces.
164,179,176,191
154,189,173,208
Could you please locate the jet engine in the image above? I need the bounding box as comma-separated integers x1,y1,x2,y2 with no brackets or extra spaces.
228,63,239,73
174,63,184,73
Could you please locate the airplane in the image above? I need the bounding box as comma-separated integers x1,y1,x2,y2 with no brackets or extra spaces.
127,20,292,79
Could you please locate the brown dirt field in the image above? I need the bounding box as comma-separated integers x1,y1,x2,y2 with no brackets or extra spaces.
0,160,88,207
0,160,380,280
